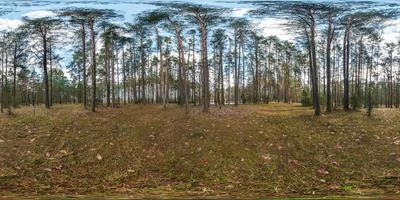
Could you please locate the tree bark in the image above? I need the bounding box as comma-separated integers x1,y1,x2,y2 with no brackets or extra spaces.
309,10,320,116
81,22,87,109
140,35,145,103
219,39,224,106
89,18,96,112
326,15,334,112
1,50,4,113
343,20,351,111
42,26,50,109
104,26,111,107
49,40,53,107
198,20,209,112
13,40,17,108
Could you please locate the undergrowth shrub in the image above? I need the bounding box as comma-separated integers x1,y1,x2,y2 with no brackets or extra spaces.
301,89,312,107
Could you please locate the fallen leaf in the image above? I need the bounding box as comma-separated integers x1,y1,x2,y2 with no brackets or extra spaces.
261,154,272,161
331,160,339,166
318,169,330,175
329,184,340,190
225,185,234,190
44,168,52,172
288,159,300,166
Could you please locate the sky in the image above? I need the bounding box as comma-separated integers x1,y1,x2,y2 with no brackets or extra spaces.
1,0,397,40
0,0,399,74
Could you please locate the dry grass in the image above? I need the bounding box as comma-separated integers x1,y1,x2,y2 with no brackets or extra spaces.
0,103,399,198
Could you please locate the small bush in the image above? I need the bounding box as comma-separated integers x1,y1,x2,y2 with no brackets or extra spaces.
351,94,361,110
190,129,204,139
301,89,312,107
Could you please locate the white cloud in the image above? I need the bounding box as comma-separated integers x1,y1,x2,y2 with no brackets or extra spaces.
382,19,400,43
232,8,251,17
23,10,56,19
0,18,23,31
256,18,295,41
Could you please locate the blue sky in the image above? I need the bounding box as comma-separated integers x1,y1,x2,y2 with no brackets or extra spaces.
0,0,399,77
1,0,399,42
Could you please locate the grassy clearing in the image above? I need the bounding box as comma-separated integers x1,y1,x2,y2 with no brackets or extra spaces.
0,103,399,198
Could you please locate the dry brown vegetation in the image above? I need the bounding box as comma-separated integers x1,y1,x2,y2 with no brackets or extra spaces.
0,103,400,198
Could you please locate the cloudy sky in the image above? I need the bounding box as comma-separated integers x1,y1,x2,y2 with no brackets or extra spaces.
1,0,398,40
1,0,399,42
0,0,399,72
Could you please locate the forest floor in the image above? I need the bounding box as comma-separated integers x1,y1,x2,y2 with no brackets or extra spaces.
0,103,400,199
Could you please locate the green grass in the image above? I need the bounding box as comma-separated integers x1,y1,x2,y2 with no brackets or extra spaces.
0,103,399,198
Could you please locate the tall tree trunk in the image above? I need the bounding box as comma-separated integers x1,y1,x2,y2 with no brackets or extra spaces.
191,33,196,106
176,28,187,110
112,39,116,107
42,27,50,109
310,10,320,116
343,20,351,111
140,36,145,103
367,44,374,117
199,24,209,112
254,39,259,103
241,40,245,102
49,40,53,107
177,33,183,105
228,39,232,105
104,27,111,107
128,43,133,103
157,32,166,109
213,43,218,106
326,15,334,112
89,19,96,112
117,48,121,105
1,50,4,113
13,41,17,108
5,52,11,115
357,36,363,98
81,22,87,109
133,42,137,103
122,45,126,104
220,41,224,106
234,31,239,106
